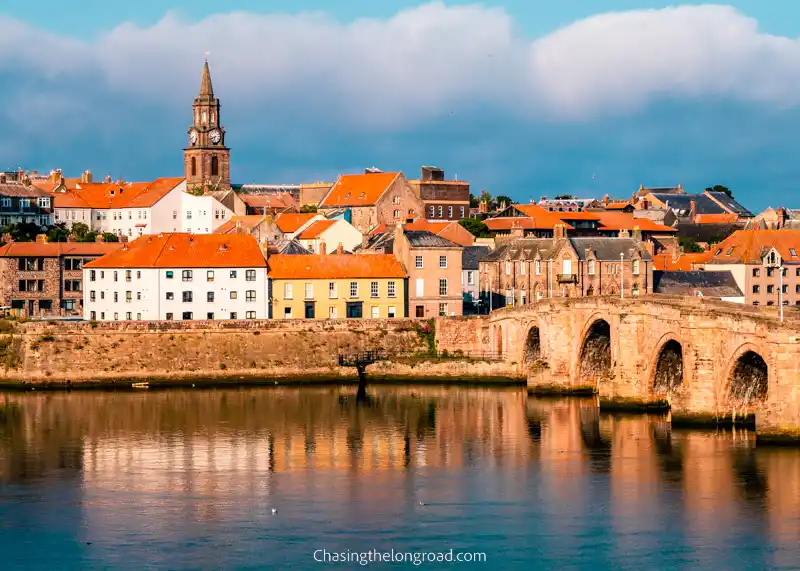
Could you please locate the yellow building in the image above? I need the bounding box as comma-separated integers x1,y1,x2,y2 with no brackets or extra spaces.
268,252,407,319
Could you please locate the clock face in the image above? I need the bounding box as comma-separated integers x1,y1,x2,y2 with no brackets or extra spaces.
210,130,221,145
189,132,197,145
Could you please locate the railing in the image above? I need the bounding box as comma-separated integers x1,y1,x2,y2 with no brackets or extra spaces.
557,273,577,283
338,349,507,365
338,350,387,367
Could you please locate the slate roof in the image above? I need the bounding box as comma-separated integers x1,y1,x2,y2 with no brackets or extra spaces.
462,246,491,270
674,222,743,243
706,192,753,217
0,183,51,198
405,230,460,249
652,193,725,216
653,270,743,298
485,238,559,261
569,237,653,261
268,239,312,255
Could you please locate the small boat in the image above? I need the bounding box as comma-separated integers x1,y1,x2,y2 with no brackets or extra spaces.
131,382,150,389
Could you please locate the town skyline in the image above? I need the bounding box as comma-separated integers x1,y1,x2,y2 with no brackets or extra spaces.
3,2,800,210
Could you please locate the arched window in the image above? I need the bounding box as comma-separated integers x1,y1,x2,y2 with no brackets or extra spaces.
190,157,197,177
211,155,219,177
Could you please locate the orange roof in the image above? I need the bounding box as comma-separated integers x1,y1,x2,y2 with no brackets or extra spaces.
369,223,388,236
52,178,184,210
31,180,62,193
705,229,800,265
298,219,337,239
559,211,676,233
84,233,267,269
514,204,574,229
275,213,318,233
653,251,712,271
215,215,270,235
240,192,297,210
0,241,123,257
694,213,739,224
405,219,474,247
268,254,406,279
605,201,633,210
319,172,400,207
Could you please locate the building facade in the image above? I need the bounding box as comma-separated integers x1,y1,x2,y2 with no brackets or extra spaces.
407,166,470,221
0,178,53,227
0,237,123,317
297,219,362,254
268,251,407,319
462,245,490,313
83,234,268,321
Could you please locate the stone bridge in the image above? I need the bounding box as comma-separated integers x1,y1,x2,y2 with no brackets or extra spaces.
436,295,800,440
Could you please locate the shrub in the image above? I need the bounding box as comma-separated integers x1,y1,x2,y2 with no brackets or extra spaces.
219,363,227,370
39,335,56,343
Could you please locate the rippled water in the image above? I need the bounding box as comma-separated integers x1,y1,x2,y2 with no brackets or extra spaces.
1,386,799,570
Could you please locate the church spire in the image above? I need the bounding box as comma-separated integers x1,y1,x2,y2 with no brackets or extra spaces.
199,59,214,98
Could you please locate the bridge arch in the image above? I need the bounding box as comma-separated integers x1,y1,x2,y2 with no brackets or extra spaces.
650,334,684,395
523,325,542,364
578,316,612,384
724,343,769,409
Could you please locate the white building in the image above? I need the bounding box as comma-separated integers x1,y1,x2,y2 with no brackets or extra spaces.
53,178,234,239
296,218,363,254
83,233,268,321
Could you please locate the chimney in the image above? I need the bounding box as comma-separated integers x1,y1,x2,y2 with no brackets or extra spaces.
510,220,524,239
81,170,93,184
95,234,105,243
260,239,269,261
602,194,609,205
104,175,112,183
689,199,697,221
336,242,344,255
122,242,129,250
0,173,5,184
35,234,48,244
677,183,683,192
319,240,327,255
641,199,648,210
479,200,488,214
235,220,243,234
1,233,12,244
553,223,567,241
66,234,76,242
361,233,369,250
49,170,59,183
632,226,642,242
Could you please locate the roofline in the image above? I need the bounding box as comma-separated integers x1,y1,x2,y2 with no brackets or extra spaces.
318,171,402,208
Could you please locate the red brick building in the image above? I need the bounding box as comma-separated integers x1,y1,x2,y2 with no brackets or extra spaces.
407,166,470,221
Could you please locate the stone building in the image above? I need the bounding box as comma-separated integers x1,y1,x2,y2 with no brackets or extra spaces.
479,225,653,309
484,203,570,238
0,236,123,317
406,166,470,221
653,270,744,303
0,177,53,227
318,170,425,234
183,60,231,190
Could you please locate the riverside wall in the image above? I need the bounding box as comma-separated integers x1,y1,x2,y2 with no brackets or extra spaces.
0,318,520,387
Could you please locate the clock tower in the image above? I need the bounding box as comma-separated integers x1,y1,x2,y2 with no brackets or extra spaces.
184,60,231,189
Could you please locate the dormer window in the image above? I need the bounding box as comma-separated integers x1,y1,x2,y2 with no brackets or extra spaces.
726,247,735,256
344,193,351,200
791,248,798,257
358,193,366,199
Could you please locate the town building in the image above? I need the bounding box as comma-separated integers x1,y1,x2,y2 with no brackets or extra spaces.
317,170,425,234
214,215,284,243
275,212,324,239
82,233,268,321
749,207,800,230
702,229,800,306
363,224,463,317
238,192,297,216
653,270,744,303
479,225,653,309
299,182,332,206
406,166,470,221
462,245,490,313
536,197,601,212
207,188,247,216
268,249,406,319
0,236,122,317
636,186,753,223
183,60,231,190
370,219,475,247
0,175,53,228
484,203,571,238
296,219,362,254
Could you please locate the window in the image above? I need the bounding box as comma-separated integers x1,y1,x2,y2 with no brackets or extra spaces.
726,247,735,256
767,285,774,294
588,260,596,275
467,271,475,285
782,285,788,294
166,271,174,279
173,210,178,220
767,301,775,306
415,278,424,297
89,291,96,302
562,258,572,275
393,209,400,219
371,306,380,318
101,291,105,300
125,270,132,282
439,255,447,269
90,311,96,320
388,306,396,318
439,303,448,316
228,270,237,279
207,312,215,320
767,268,775,277
125,312,132,320
65,280,82,292
230,312,238,320
429,206,435,217
370,281,379,298
186,210,192,220
166,313,173,320
284,283,293,299
460,207,465,218
439,278,448,296
113,313,118,320
114,292,119,302
211,156,219,177
393,196,401,205
207,292,215,302
246,290,256,302
136,271,141,279
448,206,453,218
136,292,141,301
753,302,759,306
283,307,292,319
182,270,193,282
535,260,541,275
415,255,423,269
438,206,443,218
182,312,193,320
90,270,96,282
388,281,397,297
64,258,83,271
300,282,313,299
125,291,132,302
505,261,511,275
350,282,358,298
113,271,118,282
207,271,214,282
796,269,800,277
752,268,760,277
632,260,640,275
796,285,800,294
246,270,256,281
166,292,174,300
329,282,338,299
505,289,514,306
18,257,44,271
183,291,193,302
752,285,760,294
230,291,238,299
783,268,788,277
246,311,256,319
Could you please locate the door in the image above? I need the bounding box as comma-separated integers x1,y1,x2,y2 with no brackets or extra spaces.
27,300,34,316
415,305,425,318
304,302,315,319
346,302,363,319
328,306,338,319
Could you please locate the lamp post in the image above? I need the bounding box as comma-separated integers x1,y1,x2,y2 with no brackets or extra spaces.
549,258,553,298
620,252,624,299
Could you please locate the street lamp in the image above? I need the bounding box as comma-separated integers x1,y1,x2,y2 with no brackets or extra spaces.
620,252,624,299
548,258,553,298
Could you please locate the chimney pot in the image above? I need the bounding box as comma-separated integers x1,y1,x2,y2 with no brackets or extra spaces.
336,242,344,255
66,234,76,242
361,233,369,249
319,240,327,255
95,234,105,243
35,234,48,244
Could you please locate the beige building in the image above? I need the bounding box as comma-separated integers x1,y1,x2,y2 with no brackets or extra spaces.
268,249,407,319
296,219,362,254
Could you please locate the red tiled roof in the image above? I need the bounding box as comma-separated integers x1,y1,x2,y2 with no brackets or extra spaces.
694,213,739,224
653,251,712,271
215,215,269,235
559,211,676,233
240,192,297,210
0,184,52,198
605,201,633,210
513,204,573,229
705,229,800,265
52,178,184,210
298,219,337,239
83,233,267,268
319,172,400,207
405,219,474,247
268,253,405,279
275,213,318,233
0,242,123,257
369,223,388,236
485,217,574,231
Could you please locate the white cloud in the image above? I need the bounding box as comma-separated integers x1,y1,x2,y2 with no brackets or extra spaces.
2,3,800,128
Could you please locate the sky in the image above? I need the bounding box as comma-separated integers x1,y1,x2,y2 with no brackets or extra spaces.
3,1,800,211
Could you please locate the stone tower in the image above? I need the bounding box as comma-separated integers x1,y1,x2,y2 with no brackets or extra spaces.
184,60,231,189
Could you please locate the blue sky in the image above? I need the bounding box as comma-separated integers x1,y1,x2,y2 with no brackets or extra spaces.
3,1,800,210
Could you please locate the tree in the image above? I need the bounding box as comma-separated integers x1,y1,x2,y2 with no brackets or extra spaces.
469,193,479,209
495,195,513,208
678,236,703,253
459,218,491,238
47,223,70,243
704,185,732,197
299,204,318,213
188,186,205,197
479,190,492,205
1,222,41,242
70,222,91,242
101,232,119,243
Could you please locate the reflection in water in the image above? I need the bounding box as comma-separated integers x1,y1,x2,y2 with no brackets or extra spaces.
0,389,799,570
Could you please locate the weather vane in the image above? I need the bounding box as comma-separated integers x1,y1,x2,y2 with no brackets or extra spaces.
204,50,210,62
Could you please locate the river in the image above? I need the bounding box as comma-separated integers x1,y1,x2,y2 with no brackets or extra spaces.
0,386,798,570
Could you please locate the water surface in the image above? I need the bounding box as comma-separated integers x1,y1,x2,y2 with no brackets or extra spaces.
1,386,799,570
